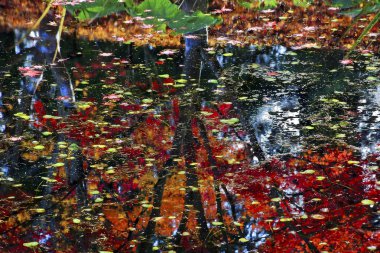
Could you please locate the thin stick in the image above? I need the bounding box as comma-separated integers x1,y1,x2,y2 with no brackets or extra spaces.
16,0,53,46
346,11,380,57
53,7,66,63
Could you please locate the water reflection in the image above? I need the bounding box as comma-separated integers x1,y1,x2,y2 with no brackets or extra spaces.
0,21,379,253
358,85,380,159
252,87,301,157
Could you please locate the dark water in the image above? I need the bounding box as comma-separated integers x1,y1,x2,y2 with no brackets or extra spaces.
0,26,379,252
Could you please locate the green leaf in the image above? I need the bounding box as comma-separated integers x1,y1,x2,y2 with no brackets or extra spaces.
41,177,57,183
142,98,153,104
33,145,45,150
68,143,80,151
95,197,104,203
361,199,375,205
332,0,362,8
106,148,117,153
220,118,239,125
239,238,249,243
52,162,65,167
238,0,278,10
14,112,30,120
65,0,126,21
23,242,39,248
176,79,187,84
125,0,221,33
293,0,312,8
300,169,315,174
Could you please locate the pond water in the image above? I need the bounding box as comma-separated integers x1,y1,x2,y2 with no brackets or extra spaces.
0,26,379,253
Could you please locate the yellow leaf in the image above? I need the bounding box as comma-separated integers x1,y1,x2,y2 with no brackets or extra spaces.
361,199,375,205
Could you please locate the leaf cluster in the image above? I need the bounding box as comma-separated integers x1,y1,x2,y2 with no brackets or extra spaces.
65,0,222,34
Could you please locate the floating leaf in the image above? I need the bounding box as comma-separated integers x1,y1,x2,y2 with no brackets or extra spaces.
23,242,39,248
361,199,375,205
212,221,224,226
66,0,126,21
280,217,293,222
95,198,104,203
176,79,187,84
125,0,221,33
41,177,57,183
367,246,377,251
33,145,45,150
311,214,325,219
14,112,30,120
106,148,117,153
52,162,65,167
220,118,239,125
68,143,80,151
142,98,153,104
300,169,315,174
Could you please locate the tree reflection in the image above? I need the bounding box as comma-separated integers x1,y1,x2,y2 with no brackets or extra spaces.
0,2,379,253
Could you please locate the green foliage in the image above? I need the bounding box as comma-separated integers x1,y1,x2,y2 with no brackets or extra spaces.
293,0,312,8
238,0,312,10
65,0,221,33
125,0,221,33
237,0,277,10
65,0,126,21
331,0,363,8
331,0,380,16
346,10,380,56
